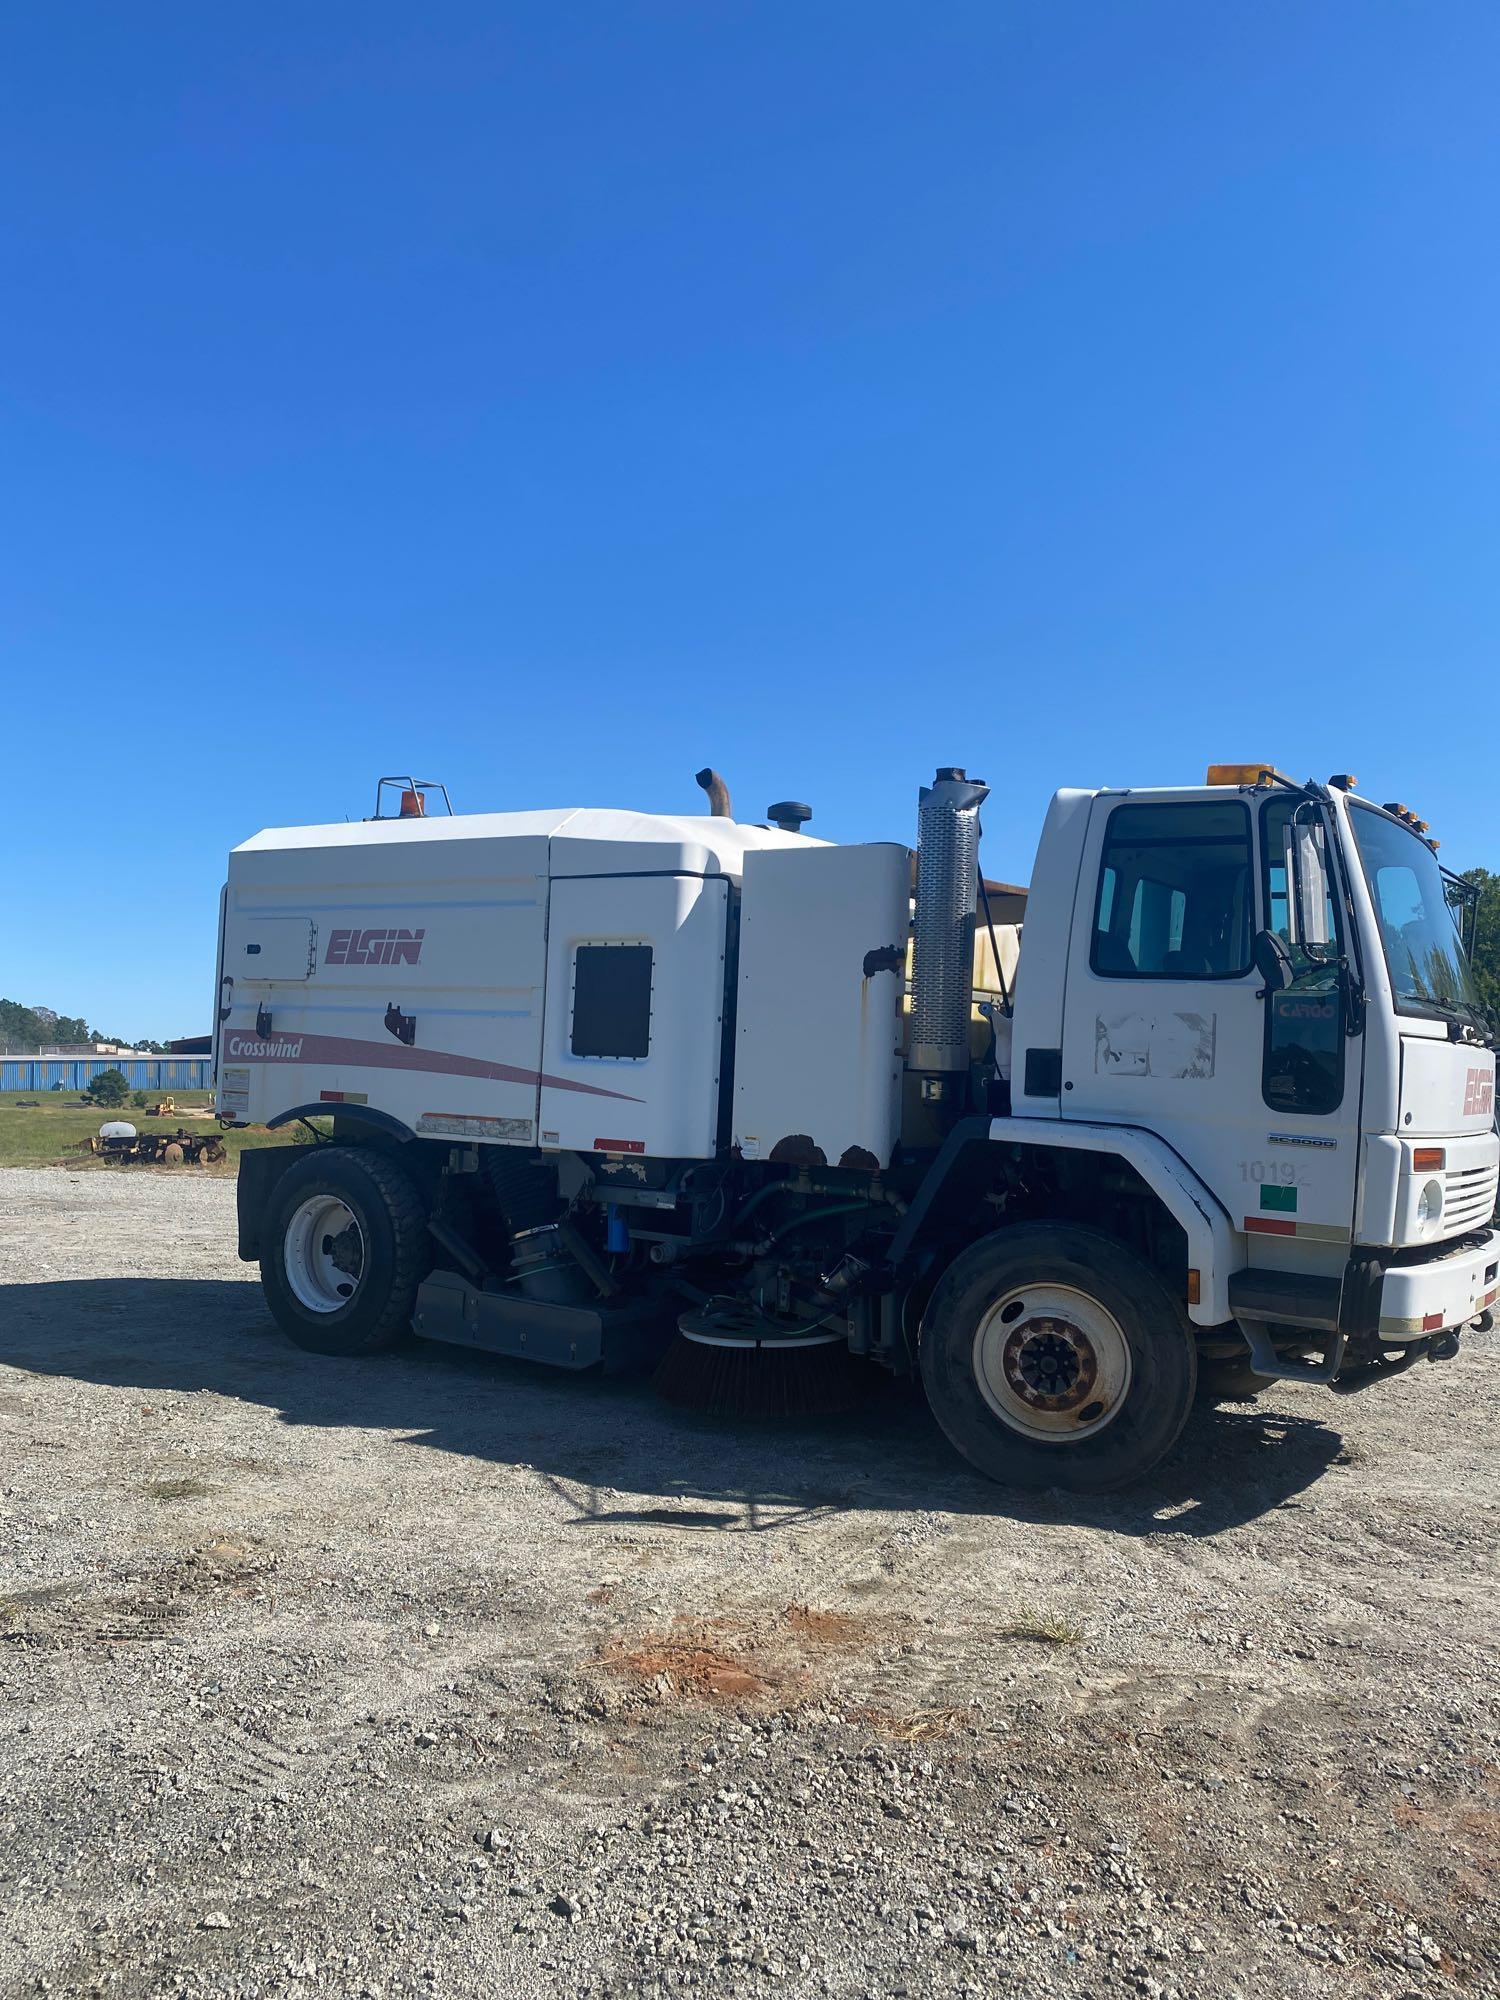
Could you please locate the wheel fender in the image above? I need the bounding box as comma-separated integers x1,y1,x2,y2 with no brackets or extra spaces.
891,1115,1237,1326
987,1117,1236,1324
267,1103,415,1143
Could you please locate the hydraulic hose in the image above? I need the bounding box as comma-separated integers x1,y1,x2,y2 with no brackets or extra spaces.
727,1179,801,1233
759,1201,874,1250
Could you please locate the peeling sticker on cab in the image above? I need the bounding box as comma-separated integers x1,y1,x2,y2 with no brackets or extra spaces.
417,1112,533,1141
1095,1012,1216,1080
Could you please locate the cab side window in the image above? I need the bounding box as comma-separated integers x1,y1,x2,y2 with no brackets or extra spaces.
1091,803,1252,979
1259,798,1344,1115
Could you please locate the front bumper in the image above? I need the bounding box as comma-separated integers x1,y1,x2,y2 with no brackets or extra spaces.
1378,1229,1498,1341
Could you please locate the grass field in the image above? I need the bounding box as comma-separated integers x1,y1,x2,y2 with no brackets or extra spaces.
0,1089,304,1171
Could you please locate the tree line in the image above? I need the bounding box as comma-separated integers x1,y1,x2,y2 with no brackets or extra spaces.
1462,869,1500,1019
0,1000,168,1054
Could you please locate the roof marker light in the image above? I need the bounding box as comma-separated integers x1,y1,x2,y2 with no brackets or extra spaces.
1206,763,1284,787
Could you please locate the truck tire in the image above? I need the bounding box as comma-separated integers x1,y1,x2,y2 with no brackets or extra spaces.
260,1146,430,1357
919,1224,1197,1492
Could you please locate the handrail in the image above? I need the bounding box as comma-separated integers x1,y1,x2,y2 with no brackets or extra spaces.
372,775,455,818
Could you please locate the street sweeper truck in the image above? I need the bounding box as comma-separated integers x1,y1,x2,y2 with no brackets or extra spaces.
217,764,1497,1492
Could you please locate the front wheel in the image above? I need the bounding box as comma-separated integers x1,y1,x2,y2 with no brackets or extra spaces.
260,1146,430,1357
920,1224,1197,1492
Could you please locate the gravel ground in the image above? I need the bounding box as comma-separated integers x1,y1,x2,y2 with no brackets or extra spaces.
1,1165,1497,2000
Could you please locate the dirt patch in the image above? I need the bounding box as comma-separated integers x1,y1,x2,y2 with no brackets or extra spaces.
603,1604,890,1709
602,1621,783,1704
1393,1797,1500,1872
783,1603,878,1646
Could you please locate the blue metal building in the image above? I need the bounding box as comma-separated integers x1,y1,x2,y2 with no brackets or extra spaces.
1,1056,213,1093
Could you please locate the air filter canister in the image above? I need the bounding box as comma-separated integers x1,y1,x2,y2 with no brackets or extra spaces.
910,767,989,1074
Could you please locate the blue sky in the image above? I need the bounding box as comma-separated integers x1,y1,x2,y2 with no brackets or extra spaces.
3,2,1497,1038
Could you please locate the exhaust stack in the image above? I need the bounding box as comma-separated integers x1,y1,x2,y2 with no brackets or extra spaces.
910,766,989,1084
695,767,732,818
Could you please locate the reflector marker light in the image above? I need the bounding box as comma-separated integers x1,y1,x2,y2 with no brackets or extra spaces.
1412,1147,1446,1172
1380,800,1436,835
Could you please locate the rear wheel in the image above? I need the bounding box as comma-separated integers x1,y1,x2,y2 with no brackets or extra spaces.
260,1146,429,1357
920,1224,1197,1492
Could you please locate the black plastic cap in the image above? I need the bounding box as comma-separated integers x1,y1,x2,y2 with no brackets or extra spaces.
767,801,813,831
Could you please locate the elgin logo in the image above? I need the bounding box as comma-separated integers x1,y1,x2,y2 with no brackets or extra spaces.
325,926,425,968
1464,1066,1495,1118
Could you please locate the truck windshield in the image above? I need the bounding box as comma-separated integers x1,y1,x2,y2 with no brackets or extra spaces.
1348,804,1480,1023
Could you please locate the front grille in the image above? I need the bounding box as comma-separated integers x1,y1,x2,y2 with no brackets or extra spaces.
1444,1160,1499,1233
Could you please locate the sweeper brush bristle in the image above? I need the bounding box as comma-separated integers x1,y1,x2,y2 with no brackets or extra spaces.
653,1334,873,1419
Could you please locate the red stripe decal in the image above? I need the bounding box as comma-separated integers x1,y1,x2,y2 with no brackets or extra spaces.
593,1136,645,1154
220,1024,643,1102
1244,1214,1297,1236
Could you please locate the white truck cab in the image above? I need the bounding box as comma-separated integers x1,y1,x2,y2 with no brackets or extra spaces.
220,764,1496,1492
1004,771,1496,1369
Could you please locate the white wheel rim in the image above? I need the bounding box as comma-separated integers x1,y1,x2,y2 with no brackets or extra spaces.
972,1283,1132,1443
283,1194,365,1314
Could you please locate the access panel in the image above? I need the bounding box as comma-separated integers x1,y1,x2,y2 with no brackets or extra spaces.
733,843,909,1169
537,873,730,1159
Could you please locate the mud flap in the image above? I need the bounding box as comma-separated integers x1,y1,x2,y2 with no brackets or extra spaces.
237,1145,306,1262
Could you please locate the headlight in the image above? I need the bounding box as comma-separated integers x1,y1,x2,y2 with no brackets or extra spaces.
1416,1178,1445,1229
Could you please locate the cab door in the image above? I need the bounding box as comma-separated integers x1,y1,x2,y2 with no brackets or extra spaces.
1248,791,1363,1248
1060,792,1361,1253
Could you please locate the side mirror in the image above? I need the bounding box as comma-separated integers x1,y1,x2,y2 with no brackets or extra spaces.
1282,810,1332,952
1253,929,1295,993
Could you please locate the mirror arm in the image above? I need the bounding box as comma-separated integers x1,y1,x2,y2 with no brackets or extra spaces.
1338,957,1366,1038
1252,929,1296,999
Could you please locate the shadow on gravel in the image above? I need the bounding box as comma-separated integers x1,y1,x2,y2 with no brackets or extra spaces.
0,1277,1344,1538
